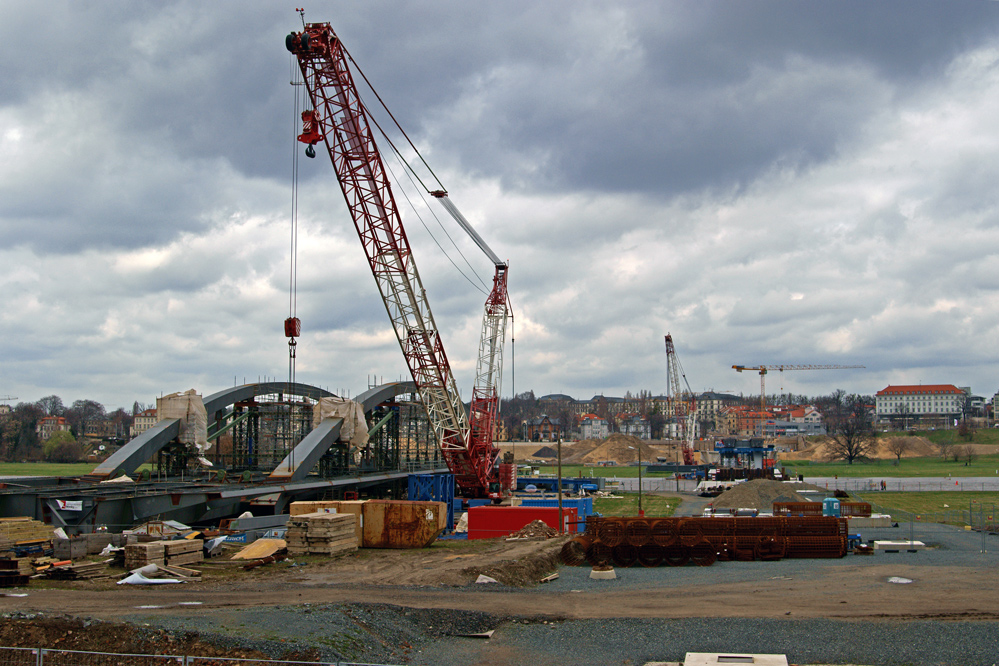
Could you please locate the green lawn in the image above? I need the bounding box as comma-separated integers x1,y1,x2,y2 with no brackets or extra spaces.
782,453,999,478
521,464,673,479
0,462,99,477
593,492,680,517
855,490,999,525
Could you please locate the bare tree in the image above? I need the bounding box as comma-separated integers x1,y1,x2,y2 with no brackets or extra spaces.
825,394,875,464
958,419,976,442
36,395,65,417
885,438,910,465
937,439,953,461
891,403,912,431
962,444,977,466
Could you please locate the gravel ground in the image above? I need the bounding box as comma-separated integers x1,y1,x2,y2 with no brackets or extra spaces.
116,523,999,666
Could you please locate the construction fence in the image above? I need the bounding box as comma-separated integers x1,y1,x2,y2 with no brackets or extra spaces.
0,649,397,666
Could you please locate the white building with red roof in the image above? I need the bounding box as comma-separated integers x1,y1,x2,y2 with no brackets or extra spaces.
875,384,965,427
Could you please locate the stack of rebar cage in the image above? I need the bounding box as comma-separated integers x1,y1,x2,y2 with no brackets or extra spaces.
561,515,849,568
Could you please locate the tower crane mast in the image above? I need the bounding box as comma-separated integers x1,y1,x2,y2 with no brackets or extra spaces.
285,22,509,497
732,363,865,434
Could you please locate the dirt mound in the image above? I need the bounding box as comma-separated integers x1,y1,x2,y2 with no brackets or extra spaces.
532,445,559,458
781,435,938,461
712,479,826,511
579,434,647,464
509,519,560,539
460,536,567,586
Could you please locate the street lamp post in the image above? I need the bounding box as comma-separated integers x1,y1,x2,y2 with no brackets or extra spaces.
629,444,644,517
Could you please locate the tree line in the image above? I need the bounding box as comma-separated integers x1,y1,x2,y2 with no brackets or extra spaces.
0,396,149,463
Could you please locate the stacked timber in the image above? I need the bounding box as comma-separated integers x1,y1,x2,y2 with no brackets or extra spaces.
285,512,357,556
0,517,54,552
162,539,204,566
0,559,29,587
40,561,108,581
124,541,165,569
290,500,366,545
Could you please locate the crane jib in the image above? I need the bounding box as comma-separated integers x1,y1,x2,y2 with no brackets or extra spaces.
286,22,511,498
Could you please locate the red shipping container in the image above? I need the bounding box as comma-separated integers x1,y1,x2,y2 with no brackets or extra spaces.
466,505,579,540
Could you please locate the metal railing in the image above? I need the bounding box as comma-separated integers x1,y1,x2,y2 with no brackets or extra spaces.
0,649,398,666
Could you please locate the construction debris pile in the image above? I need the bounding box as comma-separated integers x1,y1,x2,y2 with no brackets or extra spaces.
508,519,560,540
561,515,849,568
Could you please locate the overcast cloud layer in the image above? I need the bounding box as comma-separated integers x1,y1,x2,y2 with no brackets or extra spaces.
2,1,999,410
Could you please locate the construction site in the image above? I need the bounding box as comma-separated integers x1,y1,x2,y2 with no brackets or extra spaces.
1,14,998,666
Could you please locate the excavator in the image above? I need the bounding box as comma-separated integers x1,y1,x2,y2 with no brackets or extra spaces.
285,21,512,498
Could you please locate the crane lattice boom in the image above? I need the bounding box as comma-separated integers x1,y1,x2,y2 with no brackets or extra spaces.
286,23,504,496
665,334,696,465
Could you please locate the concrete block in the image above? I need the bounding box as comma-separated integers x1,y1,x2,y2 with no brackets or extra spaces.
53,537,87,560
684,654,787,666
874,540,924,552
85,533,113,554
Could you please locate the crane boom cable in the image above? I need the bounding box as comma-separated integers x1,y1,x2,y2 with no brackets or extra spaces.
341,41,502,273
380,152,488,295
341,44,446,193
361,88,494,286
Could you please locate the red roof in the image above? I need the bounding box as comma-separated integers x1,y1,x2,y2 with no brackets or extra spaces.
876,384,962,396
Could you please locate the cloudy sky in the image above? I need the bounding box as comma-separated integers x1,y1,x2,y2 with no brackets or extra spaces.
3,1,999,412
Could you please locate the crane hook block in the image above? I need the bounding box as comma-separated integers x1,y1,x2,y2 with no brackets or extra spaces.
284,317,301,338
305,144,316,158
298,109,324,147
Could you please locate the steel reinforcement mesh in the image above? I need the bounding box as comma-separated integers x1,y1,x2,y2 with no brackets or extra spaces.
563,515,849,567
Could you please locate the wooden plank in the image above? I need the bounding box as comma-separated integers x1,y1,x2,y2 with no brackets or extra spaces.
230,538,286,561
166,551,204,565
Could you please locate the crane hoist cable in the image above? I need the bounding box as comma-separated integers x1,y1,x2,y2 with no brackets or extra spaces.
285,51,305,386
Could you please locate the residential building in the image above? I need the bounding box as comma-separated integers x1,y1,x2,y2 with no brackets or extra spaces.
524,414,563,442
875,384,964,428
130,408,158,438
36,416,71,441
696,392,741,432
617,413,651,440
578,413,608,440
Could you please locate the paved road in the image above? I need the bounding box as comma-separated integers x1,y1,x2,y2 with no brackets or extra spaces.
802,475,999,491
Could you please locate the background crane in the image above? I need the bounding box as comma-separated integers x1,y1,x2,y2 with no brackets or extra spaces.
732,364,865,434
664,334,697,465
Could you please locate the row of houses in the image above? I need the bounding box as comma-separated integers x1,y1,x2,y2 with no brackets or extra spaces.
527,383,994,441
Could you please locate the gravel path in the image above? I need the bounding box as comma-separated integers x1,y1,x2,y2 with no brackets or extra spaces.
122,605,999,666
116,523,999,666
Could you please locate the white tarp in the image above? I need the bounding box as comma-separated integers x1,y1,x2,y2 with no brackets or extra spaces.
313,397,369,448
157,389,209,454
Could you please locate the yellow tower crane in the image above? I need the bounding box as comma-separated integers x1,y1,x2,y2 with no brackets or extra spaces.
732,364,865,434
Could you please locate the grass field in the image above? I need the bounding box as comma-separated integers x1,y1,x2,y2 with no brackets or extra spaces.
0,462,99,477
856,490,999,515
781,453,999,478
593,492,680,517
522,464,674,479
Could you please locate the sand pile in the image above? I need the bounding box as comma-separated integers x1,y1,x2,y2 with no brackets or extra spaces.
578,434,647,465
712,479,826,511
782,436,938,461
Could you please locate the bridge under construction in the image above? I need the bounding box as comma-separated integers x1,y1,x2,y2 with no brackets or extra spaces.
0,380,448,533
